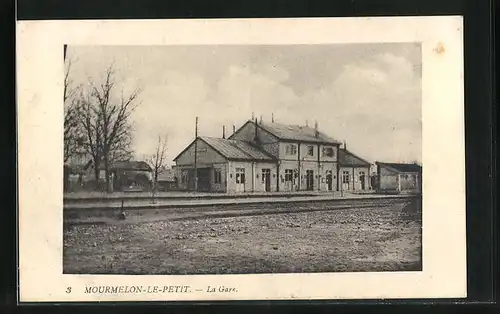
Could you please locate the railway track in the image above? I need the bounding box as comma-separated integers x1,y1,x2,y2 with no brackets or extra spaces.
64,196,420,225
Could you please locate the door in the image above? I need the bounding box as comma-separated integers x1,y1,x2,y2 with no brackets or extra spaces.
197,168,211,192
306,170,314,191
342,170,350,191
235,168,245,192
262,168,271,192
183,169,194,191
326,170,333,191
359,172,366,190
284,169,293,191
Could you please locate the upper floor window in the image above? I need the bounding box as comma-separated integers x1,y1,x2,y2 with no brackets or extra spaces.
285,144,297,155
322,146,334,157
307,145,314,156
284,169,293,182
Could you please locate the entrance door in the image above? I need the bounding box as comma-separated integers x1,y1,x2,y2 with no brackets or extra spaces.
235,168,245,192
306,170,314,190
262,168,271,192
342,170,350,191
197,168,211,192
359,172,366,190
326,170,333,191
184,169,194,190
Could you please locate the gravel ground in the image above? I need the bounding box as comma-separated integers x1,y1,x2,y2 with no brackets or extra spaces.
63,198,421,274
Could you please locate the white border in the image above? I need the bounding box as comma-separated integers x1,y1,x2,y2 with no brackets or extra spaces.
17,17,466,302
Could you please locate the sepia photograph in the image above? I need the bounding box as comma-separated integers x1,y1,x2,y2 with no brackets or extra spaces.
62,43,423,275
17,17,465,302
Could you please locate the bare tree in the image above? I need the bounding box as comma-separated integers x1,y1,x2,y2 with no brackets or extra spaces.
146,135,168,197
79,88,103,186
63,58,84,163
78,64,141,192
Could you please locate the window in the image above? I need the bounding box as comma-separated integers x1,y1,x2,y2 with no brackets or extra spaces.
261,169,270,183
181,170,189,184
285,169,293,182
323,147,334,157
214,169,222,184
307,145,314,156
285,144,297,155
342,171,350,184
235,168,245,184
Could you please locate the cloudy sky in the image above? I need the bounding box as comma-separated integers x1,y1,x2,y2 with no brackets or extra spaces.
66,43,422,167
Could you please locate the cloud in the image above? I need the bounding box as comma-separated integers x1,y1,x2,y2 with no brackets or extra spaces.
213,65,300,124
68,46,422,166
131,70,216,165
300,52,422,163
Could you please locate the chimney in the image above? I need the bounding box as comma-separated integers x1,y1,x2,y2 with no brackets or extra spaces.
254,118,259,143
271,113,274,123
251,112,255,120
222,125,226,139
259,115,263,123
343,140,347,150
305,120,308,127
314,120,319,138
232,125,236,134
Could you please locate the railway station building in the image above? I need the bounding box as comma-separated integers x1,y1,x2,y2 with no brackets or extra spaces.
173,119,371,193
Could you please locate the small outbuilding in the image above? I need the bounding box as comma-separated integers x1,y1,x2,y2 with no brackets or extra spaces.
375,162,422,194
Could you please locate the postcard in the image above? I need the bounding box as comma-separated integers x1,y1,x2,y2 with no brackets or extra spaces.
17,16,465,302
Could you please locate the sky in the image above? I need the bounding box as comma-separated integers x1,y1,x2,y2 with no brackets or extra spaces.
66,43,422,167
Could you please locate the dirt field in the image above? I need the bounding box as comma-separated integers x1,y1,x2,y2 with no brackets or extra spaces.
63,197,422,274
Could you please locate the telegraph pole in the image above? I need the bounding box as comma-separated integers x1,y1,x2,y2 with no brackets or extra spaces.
341,175,344,197
193,117,198,193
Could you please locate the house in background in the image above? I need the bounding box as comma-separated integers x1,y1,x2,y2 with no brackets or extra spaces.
173,119,342,193
157,168,178,191
64,160,153,192
109,161,153,191
375,162,422,194
64,161,91,192
338,148,372,192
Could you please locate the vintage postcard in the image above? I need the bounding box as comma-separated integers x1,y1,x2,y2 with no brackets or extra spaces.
17,17,465,302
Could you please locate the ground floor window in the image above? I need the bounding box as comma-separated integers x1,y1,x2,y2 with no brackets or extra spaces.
261,169,271,183
342,171,350,183
284,169,293,182
235,168,245,184
214,168,222,184
181,170,189,184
